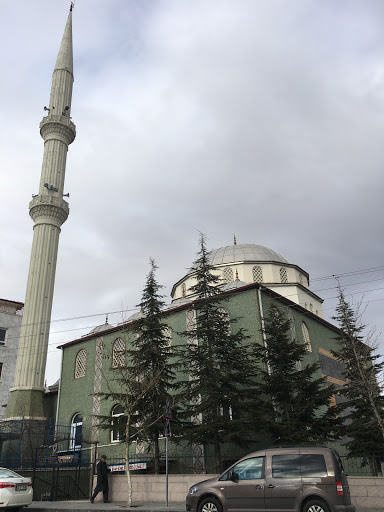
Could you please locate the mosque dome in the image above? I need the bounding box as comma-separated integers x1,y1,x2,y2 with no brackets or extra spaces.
221,280,249,291
84,316,113,336
170,241,323,318
206,244,289,266
127,310,145,322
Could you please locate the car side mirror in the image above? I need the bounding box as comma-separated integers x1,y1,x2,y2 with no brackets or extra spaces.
229,470,239,483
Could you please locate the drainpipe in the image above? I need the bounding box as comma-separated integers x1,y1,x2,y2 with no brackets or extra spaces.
55,350,64,428
257,286,271,375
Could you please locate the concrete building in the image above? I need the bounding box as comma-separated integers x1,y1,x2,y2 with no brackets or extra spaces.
6,7,76,420
0,299,23,419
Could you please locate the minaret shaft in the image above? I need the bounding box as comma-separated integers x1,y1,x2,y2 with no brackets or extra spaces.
6,9,75,419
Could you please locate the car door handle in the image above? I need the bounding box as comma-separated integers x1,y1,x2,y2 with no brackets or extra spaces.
255,485,263,490
268,484,275,488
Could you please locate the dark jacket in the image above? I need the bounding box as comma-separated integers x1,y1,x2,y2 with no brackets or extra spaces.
95,459,110,491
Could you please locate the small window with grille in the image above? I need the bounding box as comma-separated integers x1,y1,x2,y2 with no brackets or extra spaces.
112,338,125,368
181,283,186,297
0,328,7,345
252,266,263,283
74,349,87,378
222,267,234,283
301,322,312,352
280,267,288,283
111,404,125,442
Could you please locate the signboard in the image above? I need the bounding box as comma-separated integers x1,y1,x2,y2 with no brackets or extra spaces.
164,418,172,437
164,398,173,420
109,462,147,472
58,455,73,464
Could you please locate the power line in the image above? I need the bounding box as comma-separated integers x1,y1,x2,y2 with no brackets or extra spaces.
311,266,384,282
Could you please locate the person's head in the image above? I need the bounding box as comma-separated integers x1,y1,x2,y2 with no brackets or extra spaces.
100,454,107,461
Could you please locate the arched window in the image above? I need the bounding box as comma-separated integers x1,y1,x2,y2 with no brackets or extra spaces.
301,322,312,352
252,266,263,283
112,338,125,368
222,267,234,283
181,283,186,298
309,303,313,312
111,404,125,442
280,267,288,283
74,349,87,379
69,413,83,451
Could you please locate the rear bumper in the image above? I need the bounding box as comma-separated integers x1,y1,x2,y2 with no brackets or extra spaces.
332,505,355,512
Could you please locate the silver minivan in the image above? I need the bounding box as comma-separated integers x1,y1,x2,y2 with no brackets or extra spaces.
186,446,355,512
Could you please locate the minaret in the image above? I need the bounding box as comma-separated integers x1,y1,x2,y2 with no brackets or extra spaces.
6,7,76,419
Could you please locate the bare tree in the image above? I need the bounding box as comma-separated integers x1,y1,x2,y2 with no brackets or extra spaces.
332,288,384,459
97,331,164,507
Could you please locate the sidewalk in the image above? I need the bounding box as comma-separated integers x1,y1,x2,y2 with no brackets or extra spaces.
26,504,384,512
28,501,185,512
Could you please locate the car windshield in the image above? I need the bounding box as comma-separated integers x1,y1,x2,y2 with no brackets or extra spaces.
0,469,21,478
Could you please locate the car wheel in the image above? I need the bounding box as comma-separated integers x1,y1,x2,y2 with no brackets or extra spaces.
198,496,223,512
303,499,330,512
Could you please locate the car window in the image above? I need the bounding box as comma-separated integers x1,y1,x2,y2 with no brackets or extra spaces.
272,455,300,478
300,454,327,477
231,457,265,480
0,469,21,478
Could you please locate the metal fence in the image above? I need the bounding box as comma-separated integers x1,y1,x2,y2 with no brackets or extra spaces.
19,466,91,501
340,455,384,477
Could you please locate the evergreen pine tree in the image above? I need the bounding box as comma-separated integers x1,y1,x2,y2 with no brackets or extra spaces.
252,303,341,445
178,234,252,472
133,258,177,473
332,289,384,459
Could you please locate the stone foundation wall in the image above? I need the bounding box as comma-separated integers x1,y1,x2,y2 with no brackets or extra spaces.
93,474,215,503
94,474,384,509
348,476,384,510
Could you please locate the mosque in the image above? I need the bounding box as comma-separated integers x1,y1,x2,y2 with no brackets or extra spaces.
1,6,347,475
55,239,345,472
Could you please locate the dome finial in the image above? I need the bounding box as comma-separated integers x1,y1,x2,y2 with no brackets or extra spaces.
234,234,237,245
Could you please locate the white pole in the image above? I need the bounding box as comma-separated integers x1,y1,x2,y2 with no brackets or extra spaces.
166,435,169,506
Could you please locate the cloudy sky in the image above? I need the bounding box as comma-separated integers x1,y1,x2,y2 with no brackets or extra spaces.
1,0,384,385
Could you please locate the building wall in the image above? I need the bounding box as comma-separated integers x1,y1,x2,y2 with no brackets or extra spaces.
0,300,23,419
57,286,343,462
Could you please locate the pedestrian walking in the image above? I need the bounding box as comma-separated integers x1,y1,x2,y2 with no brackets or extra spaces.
90,454,111,503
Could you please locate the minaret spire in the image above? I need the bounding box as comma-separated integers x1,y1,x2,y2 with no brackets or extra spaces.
6,8,76,420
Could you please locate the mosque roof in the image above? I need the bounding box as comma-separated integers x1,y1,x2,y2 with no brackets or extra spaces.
127,310,145,322
207,244,289,266
221,280,250,291
85,321,113,336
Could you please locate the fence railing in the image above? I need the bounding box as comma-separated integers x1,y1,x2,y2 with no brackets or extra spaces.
340,455,384,477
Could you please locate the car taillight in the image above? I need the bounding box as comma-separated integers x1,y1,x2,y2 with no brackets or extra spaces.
336,481,344,495
28,482,32,486
0,482,16,488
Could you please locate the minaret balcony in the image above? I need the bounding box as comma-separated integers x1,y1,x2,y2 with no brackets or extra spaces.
40,115,76,145
29,194,69,227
